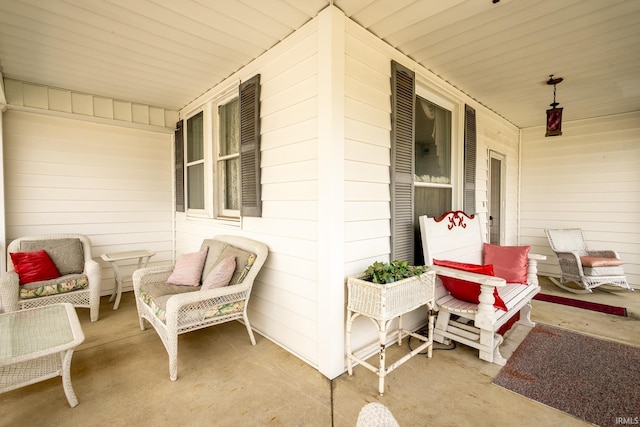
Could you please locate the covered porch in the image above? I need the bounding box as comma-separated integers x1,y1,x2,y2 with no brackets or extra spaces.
2,277,639,425
1,0,639,389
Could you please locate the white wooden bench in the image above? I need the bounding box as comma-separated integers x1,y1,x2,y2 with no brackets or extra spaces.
419,211,546,365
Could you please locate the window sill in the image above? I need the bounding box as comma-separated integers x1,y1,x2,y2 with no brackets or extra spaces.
184,214,240,227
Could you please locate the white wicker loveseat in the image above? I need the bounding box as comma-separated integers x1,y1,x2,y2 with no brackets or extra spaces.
133,235,268,381
0,234,101,321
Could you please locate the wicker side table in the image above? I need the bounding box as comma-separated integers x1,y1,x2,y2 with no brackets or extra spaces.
0,303,85,407
101,249,155,310
346,270,435,395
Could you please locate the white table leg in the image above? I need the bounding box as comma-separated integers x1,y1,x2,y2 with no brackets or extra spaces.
108,262,124,310
61,349,79,407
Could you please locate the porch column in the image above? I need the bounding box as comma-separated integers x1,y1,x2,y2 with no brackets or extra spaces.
316,6,346,379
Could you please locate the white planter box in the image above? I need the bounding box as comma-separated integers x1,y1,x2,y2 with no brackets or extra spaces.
346,269,436,395
347,270,435,322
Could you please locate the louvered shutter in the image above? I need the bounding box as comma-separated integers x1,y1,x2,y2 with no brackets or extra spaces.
239,74,262,217
390,61,416,263
174,120,185,212
463,104,476,215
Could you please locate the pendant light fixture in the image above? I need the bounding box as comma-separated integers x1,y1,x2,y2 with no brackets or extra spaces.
545,75,564,137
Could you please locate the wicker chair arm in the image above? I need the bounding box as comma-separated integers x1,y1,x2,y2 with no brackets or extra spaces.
0,271,20,312
85,258,101,283
163,282,252,331
165,282,251,313
555,251,585,276
587,250,619,259
132,265,175,290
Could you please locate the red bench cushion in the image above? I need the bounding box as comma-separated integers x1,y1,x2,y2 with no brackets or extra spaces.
580,256,624,267
10,249,61,285
433,259,507,311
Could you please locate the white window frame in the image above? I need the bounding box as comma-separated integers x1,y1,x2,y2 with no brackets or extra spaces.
415,83,463,210
212,90,241,220
184,108,208,216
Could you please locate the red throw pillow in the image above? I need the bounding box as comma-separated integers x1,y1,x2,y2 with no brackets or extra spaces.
10,249,62,285
483,243,530,284
433,259,507,311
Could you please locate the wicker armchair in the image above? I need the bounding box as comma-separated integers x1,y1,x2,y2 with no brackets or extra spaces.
133,235,268,381
545,228,633,293
0,234,101,321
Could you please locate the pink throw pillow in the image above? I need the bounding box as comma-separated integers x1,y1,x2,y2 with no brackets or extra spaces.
10,249,62,285
483,243,530,284
201,256,236,290
167,247,208,286
433,259,507,311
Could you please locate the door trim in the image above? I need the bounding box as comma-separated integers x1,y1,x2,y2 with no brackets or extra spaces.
488,150,506,245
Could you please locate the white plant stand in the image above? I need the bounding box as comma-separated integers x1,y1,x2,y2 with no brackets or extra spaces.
346,270,435,395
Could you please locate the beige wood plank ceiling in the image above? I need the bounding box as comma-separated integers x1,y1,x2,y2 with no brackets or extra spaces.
0,0,638,128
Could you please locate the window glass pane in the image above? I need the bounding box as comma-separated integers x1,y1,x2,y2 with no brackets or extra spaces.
187,163,204,209
219,99,239,157
187,112,203,162
216,96,240,217
414,186,452,264
415,97,451,183
414,186,451,219
224,158,240,210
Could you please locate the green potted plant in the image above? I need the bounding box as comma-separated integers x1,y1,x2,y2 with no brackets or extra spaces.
347,260,434,321
363,260,427,284
346,260,436,396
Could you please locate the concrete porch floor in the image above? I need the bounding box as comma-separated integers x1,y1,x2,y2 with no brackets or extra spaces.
2,277,638,426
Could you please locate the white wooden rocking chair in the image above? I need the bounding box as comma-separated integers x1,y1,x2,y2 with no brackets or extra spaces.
545,228,633,293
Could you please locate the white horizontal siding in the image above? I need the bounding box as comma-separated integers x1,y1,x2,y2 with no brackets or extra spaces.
476,111,521,244
344,19,429,354
176,18,323,368
520,112,640,287
3,110,173,295
344,21,391,273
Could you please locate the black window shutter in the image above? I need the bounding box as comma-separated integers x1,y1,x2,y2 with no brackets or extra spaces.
463,104,476,215
239,74,262,217
390,61,415,263
174,120,185,212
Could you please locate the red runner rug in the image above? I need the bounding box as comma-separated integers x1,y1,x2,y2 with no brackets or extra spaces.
533,293,627,317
